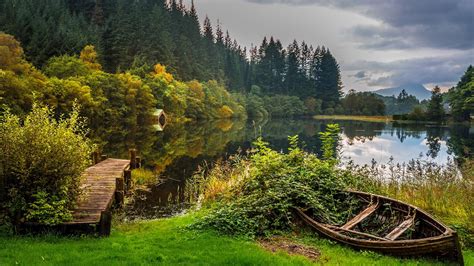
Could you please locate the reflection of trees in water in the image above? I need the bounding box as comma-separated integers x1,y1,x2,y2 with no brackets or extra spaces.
93,118,472,219
98,119,247,219
90,122,159,160
341,121,385,144
447,125,474,163
425,126,450,159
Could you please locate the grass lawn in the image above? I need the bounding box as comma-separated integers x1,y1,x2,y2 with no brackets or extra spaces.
0,213,472,265
313,115,393,122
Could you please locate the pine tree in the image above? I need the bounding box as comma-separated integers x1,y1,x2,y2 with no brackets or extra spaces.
427,86,445,121
203,16,214,43
317,49,343,110
285,40,300,95
215,20,224,46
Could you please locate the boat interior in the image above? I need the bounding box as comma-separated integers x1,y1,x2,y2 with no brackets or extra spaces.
305,192,447,241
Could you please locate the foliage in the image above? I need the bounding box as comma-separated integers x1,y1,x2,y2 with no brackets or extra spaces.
0,104,93,225
380,90,421,115
0,0,96,67
1,35,157,131
0,33,48,114
43,55,92,79
341,90,385,116
235,90,309,119
426,86,445,121
393,86,448,122
146,64,246,120
191,135,355,238
304,97,322,115
0,1,347,110
449,65,473,122
25,191,72,225
318,124,341,162
2,34,247,132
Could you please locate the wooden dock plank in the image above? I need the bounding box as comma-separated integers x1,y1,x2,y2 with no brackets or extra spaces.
69,158,130,226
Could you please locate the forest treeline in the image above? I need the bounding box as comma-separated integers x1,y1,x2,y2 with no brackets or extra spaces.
0,0,344,114
0,0,472,122
0,34,246,129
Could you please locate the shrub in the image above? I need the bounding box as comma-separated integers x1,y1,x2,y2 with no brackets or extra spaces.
191,135,356,238
0,104,94,225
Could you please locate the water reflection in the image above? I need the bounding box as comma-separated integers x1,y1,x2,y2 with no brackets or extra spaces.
93,118,473,219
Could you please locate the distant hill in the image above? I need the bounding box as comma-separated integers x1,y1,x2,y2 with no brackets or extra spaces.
373,84,432,100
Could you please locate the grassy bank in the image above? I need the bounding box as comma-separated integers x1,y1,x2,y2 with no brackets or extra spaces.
0,213,472,265
314,115,393,122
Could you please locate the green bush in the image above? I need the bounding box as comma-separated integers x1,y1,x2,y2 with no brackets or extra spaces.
0,104,94,225
192,135,356,238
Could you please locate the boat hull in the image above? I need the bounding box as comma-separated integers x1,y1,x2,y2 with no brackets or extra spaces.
295,191,464,264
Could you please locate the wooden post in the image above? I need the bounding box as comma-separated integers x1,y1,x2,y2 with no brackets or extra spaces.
129,149,137,169
101,154,108,161
114,191,124,208
92,151,100,165
135,156,141,168
115,178,124,207
124,169,132,192
116,178,124,191
98,211,112,237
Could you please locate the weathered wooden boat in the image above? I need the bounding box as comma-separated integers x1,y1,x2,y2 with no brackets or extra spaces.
295,191,464,264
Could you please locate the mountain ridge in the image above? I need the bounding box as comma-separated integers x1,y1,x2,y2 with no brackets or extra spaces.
373,84,432,100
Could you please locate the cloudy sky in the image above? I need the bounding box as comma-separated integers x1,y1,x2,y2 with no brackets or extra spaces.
190,0,473,92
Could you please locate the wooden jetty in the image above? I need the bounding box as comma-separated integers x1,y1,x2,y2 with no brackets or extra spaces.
20,150,141,236
66,158,131,236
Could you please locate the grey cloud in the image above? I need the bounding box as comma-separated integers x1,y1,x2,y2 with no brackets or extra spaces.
344,51,474,88
247,0,474,50
353,70,367,79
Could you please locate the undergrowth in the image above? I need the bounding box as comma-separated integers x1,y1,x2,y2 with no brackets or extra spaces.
188,131,360,238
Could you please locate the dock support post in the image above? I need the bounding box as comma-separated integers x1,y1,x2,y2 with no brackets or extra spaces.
135,156,141,168
124,169,132,192
92,151,100,165
129,149,137,169
98,211,112,237
115,178,124,207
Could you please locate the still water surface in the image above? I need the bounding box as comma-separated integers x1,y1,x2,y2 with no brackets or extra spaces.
97,118,473,218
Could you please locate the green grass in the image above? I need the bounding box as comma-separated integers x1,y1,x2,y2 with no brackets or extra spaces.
313,115,393,122
0,213,472,265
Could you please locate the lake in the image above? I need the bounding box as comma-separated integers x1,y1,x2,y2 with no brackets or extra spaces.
96,118,473,219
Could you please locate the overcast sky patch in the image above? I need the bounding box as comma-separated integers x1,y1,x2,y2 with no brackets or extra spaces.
193,0,474,91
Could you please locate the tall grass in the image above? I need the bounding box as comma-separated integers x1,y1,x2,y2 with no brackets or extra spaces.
131,168,158,186
345,158,474,247
186,157,250,204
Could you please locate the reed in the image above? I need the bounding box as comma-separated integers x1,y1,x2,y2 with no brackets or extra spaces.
346,158,474,247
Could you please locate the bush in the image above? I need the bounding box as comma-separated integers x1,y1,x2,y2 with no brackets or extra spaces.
0,104,94,225
190,135,356,237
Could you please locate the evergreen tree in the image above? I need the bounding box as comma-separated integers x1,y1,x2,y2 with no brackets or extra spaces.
427,86,445,121
315,49,342,109
285,40,300,95
449,65,474,122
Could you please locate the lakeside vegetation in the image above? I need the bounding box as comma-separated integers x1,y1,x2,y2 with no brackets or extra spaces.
0,0,472,265
0,105,93,226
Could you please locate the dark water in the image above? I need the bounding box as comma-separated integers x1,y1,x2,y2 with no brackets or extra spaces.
96,118,473,219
